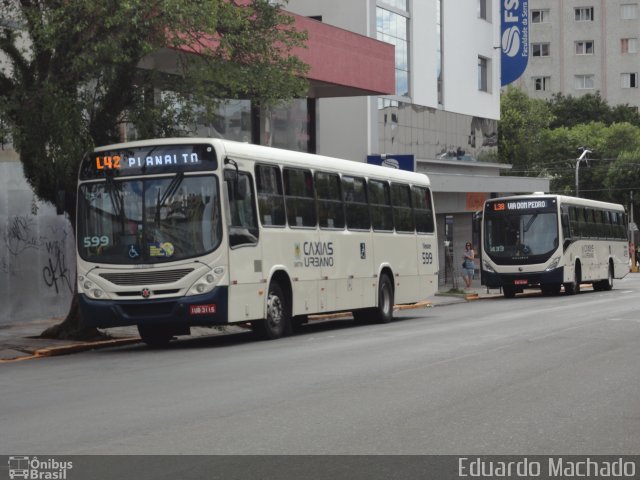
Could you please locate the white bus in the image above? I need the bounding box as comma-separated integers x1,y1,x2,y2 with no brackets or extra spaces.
77,138,438,346
481,194,629,298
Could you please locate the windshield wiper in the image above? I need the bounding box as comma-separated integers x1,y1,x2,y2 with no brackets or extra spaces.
154,172,184,225
104,170,126,232
523,213,539,233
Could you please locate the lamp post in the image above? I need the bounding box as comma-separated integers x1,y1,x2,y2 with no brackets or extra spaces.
575,148,591,197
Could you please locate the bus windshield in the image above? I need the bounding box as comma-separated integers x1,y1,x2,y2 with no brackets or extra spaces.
484,205,559,264
77,174,222,264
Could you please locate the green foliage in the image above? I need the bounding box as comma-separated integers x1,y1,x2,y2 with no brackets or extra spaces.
499,87,640,213
548,92,640,128
0,0,309,221
498,86,554,175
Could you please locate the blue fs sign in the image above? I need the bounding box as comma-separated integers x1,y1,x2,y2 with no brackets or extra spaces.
501,0,529,86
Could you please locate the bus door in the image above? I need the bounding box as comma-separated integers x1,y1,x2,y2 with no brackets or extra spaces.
224,168,263,323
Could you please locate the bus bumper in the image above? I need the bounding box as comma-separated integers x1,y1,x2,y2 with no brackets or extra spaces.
482,267,564,289
79,286,229,329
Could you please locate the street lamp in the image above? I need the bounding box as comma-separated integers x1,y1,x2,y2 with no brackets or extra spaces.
575,147,591,197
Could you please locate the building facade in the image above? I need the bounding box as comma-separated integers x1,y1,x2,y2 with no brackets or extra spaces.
513,0,640,110
285,0,549,286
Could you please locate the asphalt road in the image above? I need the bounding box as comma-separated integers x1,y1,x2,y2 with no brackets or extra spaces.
2,276,639,457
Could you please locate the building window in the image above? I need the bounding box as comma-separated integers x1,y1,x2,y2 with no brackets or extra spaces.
621,38,638,53
621,73,638,88
531,9,550,23
533,76,551,91
575,7,594,21
381,0,408,10
478,0,490,20
532,43,550,57
621,3,638,19
575,41,595,55
478,56,489,92
377,6,410,97
575,74,595,89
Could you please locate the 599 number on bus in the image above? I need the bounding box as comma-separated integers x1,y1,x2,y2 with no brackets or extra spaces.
83,236,110,248
421,252,434,264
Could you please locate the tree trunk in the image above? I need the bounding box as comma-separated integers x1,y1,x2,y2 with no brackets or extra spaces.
40,276,108,341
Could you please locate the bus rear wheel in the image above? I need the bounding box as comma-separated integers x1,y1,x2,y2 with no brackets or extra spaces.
254,282,290,340
594,263,614,291
373,274,394,323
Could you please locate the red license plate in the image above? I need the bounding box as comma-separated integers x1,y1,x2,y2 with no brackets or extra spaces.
513,280,528,285
189,304,216,315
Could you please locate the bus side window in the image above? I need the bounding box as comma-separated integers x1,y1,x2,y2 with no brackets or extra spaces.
368,179,393,232
225,170,259,247
283,167,316,228
343,176,370,230
256,164,286,227
316,171,345,229
391,182,415,233
412,186,435,234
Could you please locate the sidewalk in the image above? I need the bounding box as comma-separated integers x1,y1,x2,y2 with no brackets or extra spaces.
0,280,501,363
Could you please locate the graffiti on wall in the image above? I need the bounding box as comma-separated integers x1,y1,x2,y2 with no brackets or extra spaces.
1,214,74,294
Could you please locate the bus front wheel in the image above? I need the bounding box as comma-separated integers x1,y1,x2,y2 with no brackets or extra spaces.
254,282,290,340
564,263,581,295
137,325,174,348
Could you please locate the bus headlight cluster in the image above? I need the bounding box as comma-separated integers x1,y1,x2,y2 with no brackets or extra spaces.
482,260,495,273
188,267,225,296
545,256,561,272
78,275,105,300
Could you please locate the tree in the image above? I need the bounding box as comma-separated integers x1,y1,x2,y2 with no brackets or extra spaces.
0,0,308,339
498,86,554,173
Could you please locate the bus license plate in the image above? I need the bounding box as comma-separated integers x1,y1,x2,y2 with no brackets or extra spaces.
190,304,216,315
513,280,527,285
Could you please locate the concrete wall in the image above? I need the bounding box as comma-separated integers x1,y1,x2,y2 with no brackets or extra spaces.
0,161,75,325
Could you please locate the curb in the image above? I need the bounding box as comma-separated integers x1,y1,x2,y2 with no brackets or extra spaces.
0,299,463,363
0,337,141,363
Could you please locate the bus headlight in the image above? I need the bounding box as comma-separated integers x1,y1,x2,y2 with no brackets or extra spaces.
482,260,495,273
545,256,561,271
78,276,105,299
188,267,225,296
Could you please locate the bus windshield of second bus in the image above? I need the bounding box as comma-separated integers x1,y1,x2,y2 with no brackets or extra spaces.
483,198,559,264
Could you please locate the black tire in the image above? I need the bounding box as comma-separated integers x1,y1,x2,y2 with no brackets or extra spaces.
373,274,394,323
254,282,290,340
137,325,174,348
503,286,516,298
594,263,614,291
541,283,561,296
565,263,581,295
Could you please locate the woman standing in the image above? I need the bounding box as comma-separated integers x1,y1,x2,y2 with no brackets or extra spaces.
462,242,475,289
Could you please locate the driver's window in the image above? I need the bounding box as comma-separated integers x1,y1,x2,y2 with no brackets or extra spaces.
225,170,259,247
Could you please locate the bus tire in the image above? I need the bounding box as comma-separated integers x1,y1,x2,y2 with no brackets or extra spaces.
254,282,290,340
137,325,174,348
594,262,614,291
503,286,516,298
565,263,581,295
373,274,394,324
541,283,561,296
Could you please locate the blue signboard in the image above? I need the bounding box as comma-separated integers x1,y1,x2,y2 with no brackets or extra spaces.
367,154,415,172
501,0,529,86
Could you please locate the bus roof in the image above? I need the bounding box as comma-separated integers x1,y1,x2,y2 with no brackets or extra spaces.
486,193,625,212
93,137,431,187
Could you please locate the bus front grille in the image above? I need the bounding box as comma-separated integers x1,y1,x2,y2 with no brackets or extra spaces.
99,268,194,286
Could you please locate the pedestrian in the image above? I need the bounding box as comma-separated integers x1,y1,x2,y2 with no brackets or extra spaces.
462,241,475,289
